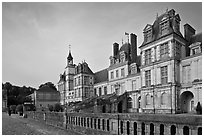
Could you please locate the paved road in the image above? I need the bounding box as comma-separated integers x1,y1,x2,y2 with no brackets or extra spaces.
2,112,81,135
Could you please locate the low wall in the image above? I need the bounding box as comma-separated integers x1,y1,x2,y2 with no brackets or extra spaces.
25,111,202,135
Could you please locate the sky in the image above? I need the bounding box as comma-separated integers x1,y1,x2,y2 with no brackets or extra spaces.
2,2,202,88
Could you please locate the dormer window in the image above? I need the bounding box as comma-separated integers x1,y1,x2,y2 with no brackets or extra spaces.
190,42,202,55
120,51,126,63
143,24,152,43
130,63,137,74
160,16,169,36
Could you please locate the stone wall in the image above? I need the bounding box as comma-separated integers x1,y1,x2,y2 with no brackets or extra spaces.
25,111,202,135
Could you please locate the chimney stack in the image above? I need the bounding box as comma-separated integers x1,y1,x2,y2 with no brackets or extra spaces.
184,24,196,56
113,42,119,57
184,23,195,42
130,33,137,63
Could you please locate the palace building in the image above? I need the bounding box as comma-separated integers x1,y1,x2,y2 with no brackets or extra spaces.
57,9,202,114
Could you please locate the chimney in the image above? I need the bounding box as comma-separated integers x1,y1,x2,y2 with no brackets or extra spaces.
113,42,119,57
130,33,137,63
184,23,195,42
184,24,196,56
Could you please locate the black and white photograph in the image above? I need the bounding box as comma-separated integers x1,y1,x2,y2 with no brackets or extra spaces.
2,1,202,135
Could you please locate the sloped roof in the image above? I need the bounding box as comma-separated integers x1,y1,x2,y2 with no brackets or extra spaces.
94,68,108,84
140,9,184,47
190,33,202,44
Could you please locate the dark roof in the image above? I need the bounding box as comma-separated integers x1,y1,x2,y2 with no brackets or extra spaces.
67,52,73,60
75,62,94,75
94,68,108,84
37,85,59,93
58,72,66,83
140,9,184,47
190,33,202,44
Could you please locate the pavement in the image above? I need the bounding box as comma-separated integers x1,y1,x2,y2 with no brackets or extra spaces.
2,112,81,135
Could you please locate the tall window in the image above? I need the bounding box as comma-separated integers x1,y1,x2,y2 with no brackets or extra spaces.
146,94,151,105
116,70,119,78
160,42,169,59
132,80,137,90
182,65,191,83
127,97,133,108
145,70,151,87
145,49,151,65
94,88,97,96
121,68,125,77
161,92,168,105
161,66,168,84
145,29,152,42
104,86,107,95
111,71,114,79
175,41,181,57
84,76,89,85
84,87,89,98
99,87,102,96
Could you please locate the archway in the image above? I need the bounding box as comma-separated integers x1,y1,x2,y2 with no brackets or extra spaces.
150,123,154,135
183,126,189,135
180,91,194,113
160,124,164,135
198,127,202,135
171,125,176,135
118,101,123,113
127,121,130,135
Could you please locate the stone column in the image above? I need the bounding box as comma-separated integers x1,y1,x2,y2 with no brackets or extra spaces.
63,112,67,129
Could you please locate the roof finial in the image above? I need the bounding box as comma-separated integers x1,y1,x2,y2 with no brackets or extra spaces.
69,44,71,53
166,7,168,13
156,12,158,19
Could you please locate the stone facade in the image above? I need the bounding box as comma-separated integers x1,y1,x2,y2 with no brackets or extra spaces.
58,9,202,114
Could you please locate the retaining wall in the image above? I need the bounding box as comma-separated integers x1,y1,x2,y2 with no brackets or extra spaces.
25,111,202,135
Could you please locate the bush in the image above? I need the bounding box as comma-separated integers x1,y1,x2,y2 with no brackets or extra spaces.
16,104,23,113
10,105,17,114
48,105,54,112
54,103,62,112
196,102,202,115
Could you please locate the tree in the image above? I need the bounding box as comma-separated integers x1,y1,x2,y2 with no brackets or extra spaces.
16,104,23,113
54,103,62,112
39,82,57,90
48,105,54,112
10,105,16,114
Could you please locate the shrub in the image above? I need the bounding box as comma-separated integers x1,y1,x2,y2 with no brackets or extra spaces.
54,103,62,112
16,104,23,113
10,105,17,114
196,102,202,115
48,105,54,112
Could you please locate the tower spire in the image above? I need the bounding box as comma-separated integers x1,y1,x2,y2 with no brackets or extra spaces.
67,44,73,65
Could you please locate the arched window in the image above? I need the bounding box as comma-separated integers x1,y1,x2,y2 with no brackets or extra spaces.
141,122,145,135
134,122,137,135
161,92,168,105
120,121,123,134
87,118,89,128
127,97,133,108
90,118,93,128
171,125,176,135
150,123,154,135
198,127,202,135
146,94,151,105
102,119,105,131
127,121,130,135
183,126,189,135
107,119,110,131
160,124,164,135
98,119,101,129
